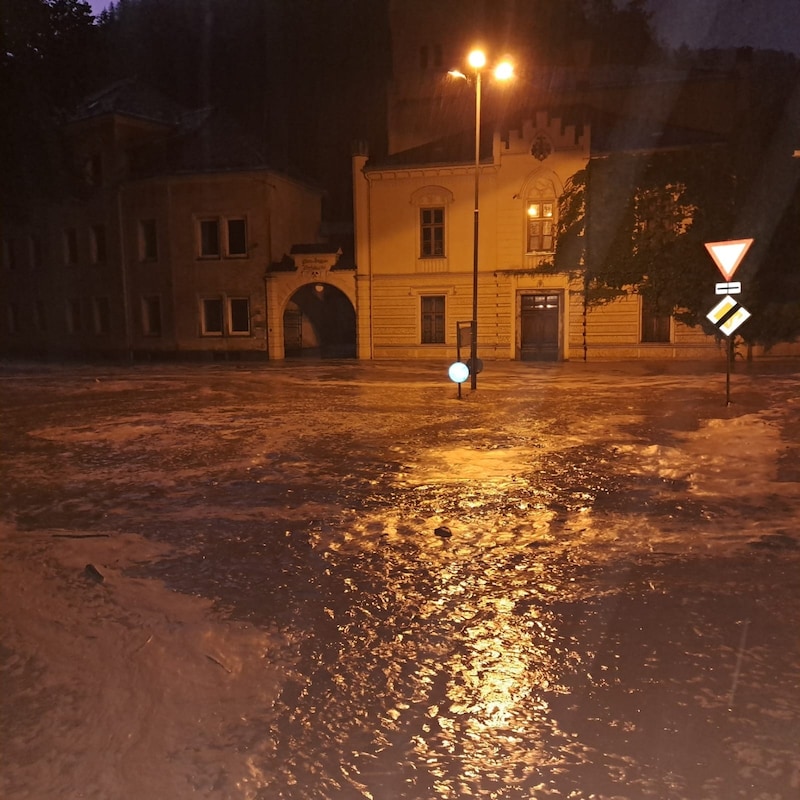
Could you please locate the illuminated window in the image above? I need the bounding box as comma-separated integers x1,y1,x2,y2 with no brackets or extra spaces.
526,200,554,252
421,295,445,343
420,208,445,257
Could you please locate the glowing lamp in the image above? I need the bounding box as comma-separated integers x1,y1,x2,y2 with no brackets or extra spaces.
448,361,470,384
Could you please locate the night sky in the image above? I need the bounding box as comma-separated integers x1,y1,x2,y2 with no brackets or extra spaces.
87,0,800,56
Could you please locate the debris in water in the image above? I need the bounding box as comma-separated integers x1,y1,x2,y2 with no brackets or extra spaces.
83,563,104,583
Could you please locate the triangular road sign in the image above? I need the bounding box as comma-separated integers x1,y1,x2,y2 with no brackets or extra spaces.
705,238,753,280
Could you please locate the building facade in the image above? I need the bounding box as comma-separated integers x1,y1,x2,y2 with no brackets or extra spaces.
0,81,338,361
349,1,798,364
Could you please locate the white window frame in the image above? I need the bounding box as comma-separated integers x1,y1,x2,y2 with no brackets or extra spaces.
228,297,251,335
196,216,249,259
199,295,251,337
525,198,555,254
226,218,248,257
200,296,224,335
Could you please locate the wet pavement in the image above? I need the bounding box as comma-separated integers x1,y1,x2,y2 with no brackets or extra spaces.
1,358,799,799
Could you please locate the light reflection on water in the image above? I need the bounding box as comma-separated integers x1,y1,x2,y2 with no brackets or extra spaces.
296,503,581,800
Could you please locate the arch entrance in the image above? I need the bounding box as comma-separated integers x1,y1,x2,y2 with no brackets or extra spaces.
283,283,356,359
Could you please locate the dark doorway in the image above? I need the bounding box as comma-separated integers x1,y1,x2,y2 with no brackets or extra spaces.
283,283,356,358
520,293,560,361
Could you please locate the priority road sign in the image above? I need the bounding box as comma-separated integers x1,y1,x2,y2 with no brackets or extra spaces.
707,296,751,336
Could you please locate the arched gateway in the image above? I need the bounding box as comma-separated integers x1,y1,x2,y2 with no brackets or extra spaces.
265,245,357,359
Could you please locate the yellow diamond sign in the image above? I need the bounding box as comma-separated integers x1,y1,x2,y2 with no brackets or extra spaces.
707,296,751,336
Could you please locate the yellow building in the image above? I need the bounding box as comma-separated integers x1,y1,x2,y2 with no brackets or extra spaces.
353,109,732,363
350,2,797,363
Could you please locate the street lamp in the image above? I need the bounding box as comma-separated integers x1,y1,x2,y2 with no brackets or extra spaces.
449,49,513,389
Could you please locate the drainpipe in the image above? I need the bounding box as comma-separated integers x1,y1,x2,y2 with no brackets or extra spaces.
115,183,133,360
351,140,372,358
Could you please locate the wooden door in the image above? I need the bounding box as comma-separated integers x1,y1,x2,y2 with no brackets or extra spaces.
520,293,560,361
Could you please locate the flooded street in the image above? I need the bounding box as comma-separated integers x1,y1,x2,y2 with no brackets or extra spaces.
1,359,799,799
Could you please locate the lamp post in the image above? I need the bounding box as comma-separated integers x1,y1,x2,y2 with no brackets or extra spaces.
450,50,513,389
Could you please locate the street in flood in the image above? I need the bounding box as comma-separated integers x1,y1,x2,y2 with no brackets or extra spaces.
1,359,799,800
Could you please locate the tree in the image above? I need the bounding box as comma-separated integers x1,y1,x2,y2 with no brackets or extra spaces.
1,0,102,214
553,146,737,320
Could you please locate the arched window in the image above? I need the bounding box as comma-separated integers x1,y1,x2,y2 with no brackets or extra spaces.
524,178,557,253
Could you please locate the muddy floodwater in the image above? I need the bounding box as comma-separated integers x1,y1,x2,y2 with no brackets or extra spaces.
1,359,799,800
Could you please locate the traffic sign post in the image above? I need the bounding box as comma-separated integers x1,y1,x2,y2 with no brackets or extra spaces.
704,239,753,405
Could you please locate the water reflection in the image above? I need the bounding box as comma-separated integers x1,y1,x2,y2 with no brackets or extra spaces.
295,503,580,799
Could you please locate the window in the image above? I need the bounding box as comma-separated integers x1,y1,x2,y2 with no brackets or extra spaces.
201,297,224,335
7,303,19,334
139,219,158,261
90,224,107,263
83,154,102,186
200,296,250,336
29,235,43,269
227,218,247,256
92,297,110,334
34,300,47,332
526,200,555,252
199,219,220,258
420,208,445,257
66,298,83,332
198,217,248,258
421,295,445,344
641,295,671,343
3,238,17,270
229,297,250,334
64,228,78,265
142,296,162,336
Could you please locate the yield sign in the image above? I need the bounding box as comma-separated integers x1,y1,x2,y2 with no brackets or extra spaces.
705,238,753,280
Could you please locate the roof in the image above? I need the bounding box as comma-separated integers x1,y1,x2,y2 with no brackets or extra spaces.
366,125,495,170
69,79,187,127
366,108,723,171
68,80,317,178
589,111,725,156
